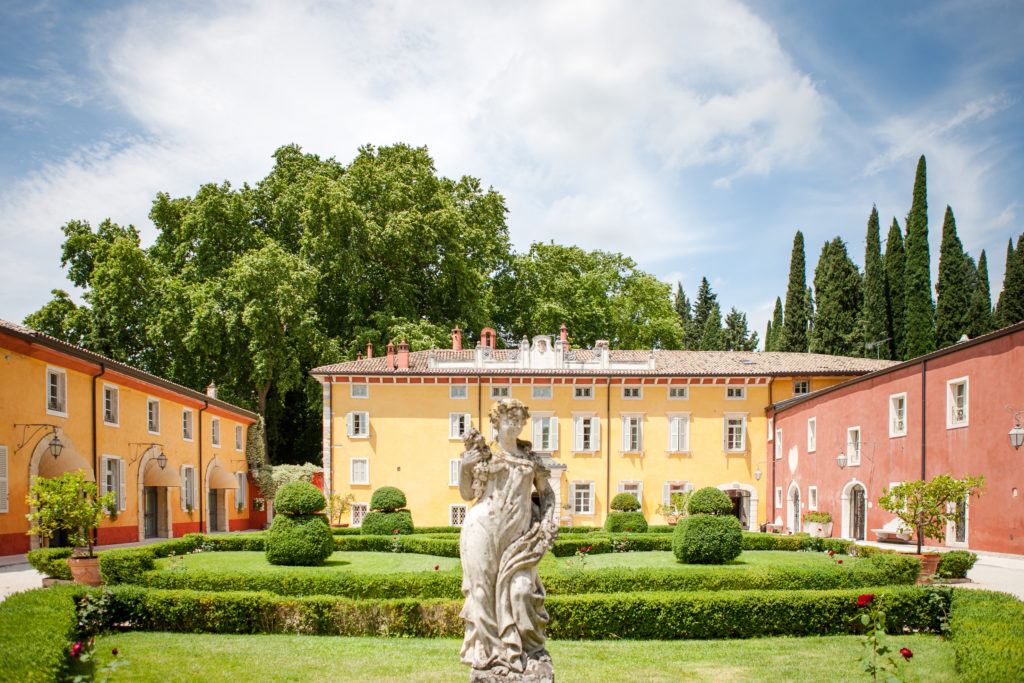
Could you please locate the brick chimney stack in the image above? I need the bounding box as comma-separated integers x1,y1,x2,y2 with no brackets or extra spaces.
480,327,497,350
452,325,462,351
386,340,396,369
356,352,363,361
366,342,373,359
559,324,568,344
396,339,410,370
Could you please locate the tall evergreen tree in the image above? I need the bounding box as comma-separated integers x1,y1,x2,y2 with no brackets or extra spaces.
780,231,808,352
934,206,969,348
698,302,725,350
764,320,772,352
673,282,700,349
862,206,888,357
805,286,815,340
724,307,758,351
768,297,784,351
883,219,906,360
997,234,1024,327
903,155,935,358
692,277,718,334
965,250,994,338
995,239,1012,325
810,238,863,356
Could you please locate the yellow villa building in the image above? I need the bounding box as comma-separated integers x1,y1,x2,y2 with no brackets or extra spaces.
0,318,258,556
311,327,892,530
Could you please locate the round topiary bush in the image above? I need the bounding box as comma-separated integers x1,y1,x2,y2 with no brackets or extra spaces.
672,513,742,564
370,487,407,512
604,511,648,533
360,509,414,536
273,481,327,515
687,487,733,516
609,493,641,512
265,513,334,566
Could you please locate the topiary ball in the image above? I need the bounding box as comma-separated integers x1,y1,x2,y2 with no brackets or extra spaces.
604,511,648,533
609,493,641,512
672,513,742,564
274,481,326,515
370,486,407,512
360,509,414,536
687,487,733,516
265,513,334,566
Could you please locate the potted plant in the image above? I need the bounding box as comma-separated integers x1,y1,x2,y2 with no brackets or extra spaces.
802,511,833,538
655,491,692,525
185,502,194,516
878,474,985,580
326,492,355,527
25,471,115,586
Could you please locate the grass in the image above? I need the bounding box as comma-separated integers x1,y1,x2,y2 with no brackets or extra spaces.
155,549,858,575
92,632,954,682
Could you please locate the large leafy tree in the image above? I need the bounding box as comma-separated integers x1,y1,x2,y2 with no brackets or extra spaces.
780,231,808,352
862,207,888,357
934,206,968,348
903,156,935,359
883,219,906,360
810,238,863,356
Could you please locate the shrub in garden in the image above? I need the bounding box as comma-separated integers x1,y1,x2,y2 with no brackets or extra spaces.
266,513,334,566
370,486,407,512
937,550,978,579
687,487,732,515
361,486,414,535
603,511,648,533
672,513,742,564
27,547,74,580
609,493,640,512
99,547,156,584
0,585,79,682
273,481,327,514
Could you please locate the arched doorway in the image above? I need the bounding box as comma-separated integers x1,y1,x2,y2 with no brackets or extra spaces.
718,482,758,531
27,429,94,551
787,483,801,533
841,479,868,541
137,447,182,540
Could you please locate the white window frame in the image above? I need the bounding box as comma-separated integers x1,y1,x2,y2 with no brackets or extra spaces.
180,465,196,510
0,445,8,514
571,481,595,515
774,429,782,459
102,384,119,426
532,413,558,452
350,383,369,399
450,503,468,527
449,412,471,440
235,424,244,451
947,377,969,428
808,486,818,511
490,386,509,399
182,408,194,441
211,417,221,447
574,386,593,400
147,397,160,435
99,455,126,512
724,413,748,453
620,414,644,454
668,386,688,400
725,386,746,401
793,380,810,395
235,472,247,510
532,386,552,400
351,458,370,485
662,481,693,506
667,413,690,453
847,427,861,466
621,386,642,400
572,413,599,453
807,418,816,452
45,367,68,417
618,480,643,504
351,502,369,527
775,486,783,508
450,385,469,400
347,411,369,438
449,459,461,486
889,392,907,437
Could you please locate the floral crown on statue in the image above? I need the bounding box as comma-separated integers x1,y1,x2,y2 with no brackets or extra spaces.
489,398,530,426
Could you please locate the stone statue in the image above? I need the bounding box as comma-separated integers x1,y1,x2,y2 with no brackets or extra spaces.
458,399,558,682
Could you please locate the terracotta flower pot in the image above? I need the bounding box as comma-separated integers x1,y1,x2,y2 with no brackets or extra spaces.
66,556,103,586
913,553,941,584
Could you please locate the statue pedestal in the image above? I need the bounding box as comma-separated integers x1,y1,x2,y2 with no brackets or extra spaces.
470,661,554,682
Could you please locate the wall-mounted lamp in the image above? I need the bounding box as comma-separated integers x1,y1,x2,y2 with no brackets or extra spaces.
14,423,63,459
129,443,168,468
836,451,848,469
752,460,769,481
1011,412,1024,450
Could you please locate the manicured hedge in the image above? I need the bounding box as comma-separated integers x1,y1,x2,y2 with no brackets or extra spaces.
937,550,978,579
100,547,156,584
948,589,1024,681
331,525,460,536
273,481,326,514
86,584,948,640
672,514,742,564
0,585,79,682
603,511,648,533
740,532,854,555
265,513,334,566
26,547,74,580
360,510,414,536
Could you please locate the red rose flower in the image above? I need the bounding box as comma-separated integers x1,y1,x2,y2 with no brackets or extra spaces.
900,647,913,660
838,559,843,564
857,593,875,607
112,648,119,656
434,565,439,570
828,550,835,556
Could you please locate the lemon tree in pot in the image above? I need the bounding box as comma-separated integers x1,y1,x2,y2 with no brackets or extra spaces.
26,471,114,586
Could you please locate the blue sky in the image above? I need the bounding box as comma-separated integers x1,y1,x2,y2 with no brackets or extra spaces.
1,0,1022,345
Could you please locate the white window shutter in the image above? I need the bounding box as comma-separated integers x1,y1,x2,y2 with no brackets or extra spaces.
621,418,629,451
0,446,8,513
180,466,186,510
347,412,354,437
669,417,679,451
550,418,559,451
637,481,644,502
533,418,542,447
568,482,576,510
722,419,728,451
592,417,600,449
574,418,583,451
98,456,108,496
118,458,127,511
662,482,671,506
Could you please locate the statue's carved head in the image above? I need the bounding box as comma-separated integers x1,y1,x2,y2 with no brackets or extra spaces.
489,398,530,430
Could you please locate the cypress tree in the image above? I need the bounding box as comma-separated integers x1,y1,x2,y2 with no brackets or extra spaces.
698,302,725,350
810,238,863,356
674,282,699,349
780,231,808,352
805,286,815,339
903,155,934,358
934,206,969,348
965,250,994,337
769,297,784,351
883,219,906,360
997,234,1024,327
764,320,772,352
862,206,888,357
995,239,1012,325
692,277,718,334
724,307,758,351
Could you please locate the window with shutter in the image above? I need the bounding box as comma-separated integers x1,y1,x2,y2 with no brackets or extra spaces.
236,473,247,509
182,409,194,441
211,418,221,446
46,368,68,415
351,458,369,485
947,378,968,428
621,415,642,453
0,445,8,513
807,418,816,452
449,459,460,486
348,411,369,437
147,398,161,434
667,414,689,452
103,385,119,425
118,458,126,511
449,413,470,439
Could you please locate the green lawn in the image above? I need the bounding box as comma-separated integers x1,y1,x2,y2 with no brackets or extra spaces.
155,549,858,575
91,632,953,682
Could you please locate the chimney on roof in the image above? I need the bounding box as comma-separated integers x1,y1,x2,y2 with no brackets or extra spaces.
452,325,462,351
396,339,410,370
206,382,217,399
559,324,568,343
480,327,496,350
367,342,373,358
357,352,363,361
386,340,396,370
